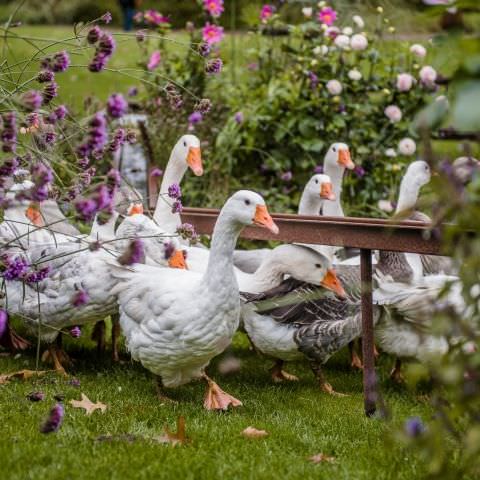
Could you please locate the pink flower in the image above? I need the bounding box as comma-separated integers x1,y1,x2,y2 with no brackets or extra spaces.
326,79,342,95
260,5,276,22
410,44,426,58
398,138,416,155
385,105,402,123
350,34,368,51
204,0,224,18
317,7,337,26
147,51,161,70
202,23,224,45
396,73,415,92
144,10,169,25
419,65,437,87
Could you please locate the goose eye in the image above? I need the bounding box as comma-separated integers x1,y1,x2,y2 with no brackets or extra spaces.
244,199,251,206
183,141,187,147
315,263,321,268
332,147,336,152
315,179,318,184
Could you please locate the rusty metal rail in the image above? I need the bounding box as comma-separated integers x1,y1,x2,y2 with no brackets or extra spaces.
180,207,444,417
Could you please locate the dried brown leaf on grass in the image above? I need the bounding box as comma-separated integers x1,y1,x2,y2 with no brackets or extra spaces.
69,393,107,415
0,369,49,384
154,416,189,446
308,453,336,464
241,426,269,438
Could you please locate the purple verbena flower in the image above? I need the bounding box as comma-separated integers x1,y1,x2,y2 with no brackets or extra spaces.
107,93,128,118
354,165,366,177
198,42,211,57
280,171,293,182
0,309,8,338
98,33,115,56
37,70,54,83
25,266,51,283
52,51,70,73
70,325,82,338
107,168,121,193
54,105,68,121
87,26,102,44
43,82,58,104
2,255,29,280
72,289,89,307
128,86,138,97
0,157,19,177
176,223,198,244
171,199,183,214
93,184,113,210
69,378,81,387
150,167,163,177
118,238,145,265
188,111,203,125
167,183,181,199
27,391,45,402
307,71,319,89
405,417,425,438
195,98,212,114
126,130,137,144
44,132,56,145
75,198,98,221
101,12,112,24
30,162,54,201
22,90,43,110
40,403,64,433
26,112,39,128
205,58,223,75
164,241,176,260
314,165,324,174
1,112,17,153
88,52,108,72
234,111,244,124
108,128,126,153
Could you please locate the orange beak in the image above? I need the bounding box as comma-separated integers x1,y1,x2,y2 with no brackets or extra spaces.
128,203,144,215
320,182,335,200
187,147,203,176
338,149,355,170
321,268,346,299
25,203,44,227
168,249,188,269
253,204,279,234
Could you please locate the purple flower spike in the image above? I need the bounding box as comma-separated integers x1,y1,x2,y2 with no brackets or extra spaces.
234,111,244,124
72,289,89,307
354,165,366,177
87,26,102,44
188,111,203,125
99,33,115,56
171,199,183,214
1,112,17,153
52,51,70,73
37,70,54,83
0,309,7,338
198,42,211,58
128,86,138,97
101,12,112,24
118,239,145,265
22,90,43,110
70,326,82,338
40,403,64,433
195,98,212,115
314,165,324,174
164,241,176,260
2,256,29,280
167,183,181,199
205,58,223,75
54,105,68,121
281,171,293,182
27,391,45,402
25,266,51,284
43,81,58,104
150,167,163,177
405,417,425,438
107,93,128,118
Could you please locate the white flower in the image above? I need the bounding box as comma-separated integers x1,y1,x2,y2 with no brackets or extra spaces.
398,137,416,156
384,105,402,123
318,1,326,7
419,65,437,86
313,45,328,56
334,34,350,49
348,69,362,81
302,7,313,18
410,43,426,58
377,6,384,13
385,148,397,157
378,199,393,213
352,15,364,28
396,73,415,92
350,34,368,51
342,26,353,36
326,79,342,95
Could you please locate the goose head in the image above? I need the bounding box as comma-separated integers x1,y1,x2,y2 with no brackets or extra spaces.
283,245,346,298
155,237,188,270
404,160,431,190
171,134,203,176
304,174,336,201
324,142,354,171
223,190,279,234
126,202,144,216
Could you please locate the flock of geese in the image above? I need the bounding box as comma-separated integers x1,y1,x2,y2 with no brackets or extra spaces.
0,134,476,409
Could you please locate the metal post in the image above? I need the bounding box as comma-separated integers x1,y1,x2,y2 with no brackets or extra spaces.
360,248,377,416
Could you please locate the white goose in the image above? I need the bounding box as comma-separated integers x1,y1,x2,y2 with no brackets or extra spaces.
109,190,279,410
233,143,354,273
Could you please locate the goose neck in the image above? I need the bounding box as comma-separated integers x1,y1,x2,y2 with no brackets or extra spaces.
298,190,323,216
395,178,420,214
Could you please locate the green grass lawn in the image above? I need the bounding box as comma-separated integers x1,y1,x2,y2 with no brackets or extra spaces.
1,327,439,480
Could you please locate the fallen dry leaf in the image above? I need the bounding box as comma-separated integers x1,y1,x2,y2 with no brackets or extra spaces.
154,416,189,446
0,369,49,384
69,393,107,415
241,426,269,438
308,453,336,464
